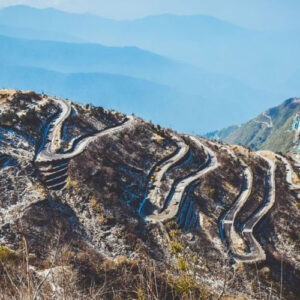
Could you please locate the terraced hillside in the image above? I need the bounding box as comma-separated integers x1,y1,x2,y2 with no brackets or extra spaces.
0,90,299,299
207,98,300,154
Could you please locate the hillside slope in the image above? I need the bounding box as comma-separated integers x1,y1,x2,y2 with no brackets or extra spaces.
207,98,300,153
0,90,299,299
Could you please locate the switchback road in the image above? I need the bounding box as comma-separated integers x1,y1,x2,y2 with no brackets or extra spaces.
146,137,219,223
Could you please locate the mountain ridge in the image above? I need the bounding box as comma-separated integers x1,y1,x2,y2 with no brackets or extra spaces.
0,63,209,132
0,34,282,132
1,4,299,94
0,89,299,298
205,97,300,154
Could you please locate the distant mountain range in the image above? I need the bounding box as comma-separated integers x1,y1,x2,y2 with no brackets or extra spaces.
0,34,279,132
206,98,300,153
0,5,299,94
0,5,298,132
0,63,203,131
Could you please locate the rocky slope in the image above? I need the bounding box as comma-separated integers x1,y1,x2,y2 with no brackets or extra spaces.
206,98,300,154
0,90,299,299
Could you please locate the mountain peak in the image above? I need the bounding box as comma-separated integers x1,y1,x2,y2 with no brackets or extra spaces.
207,97,300,154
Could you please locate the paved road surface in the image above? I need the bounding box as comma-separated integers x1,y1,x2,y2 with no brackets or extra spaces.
36,98,134,162
219,149,277,263
236,151,276,263
273,152,300,190
253,111,273,128
49,98,71,153
146,136,219,223
220,152,253,262
145,135,189,211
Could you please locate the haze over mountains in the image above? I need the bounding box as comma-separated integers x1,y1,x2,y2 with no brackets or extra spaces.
0,63,202,130
0,3,300,298
0,5,299,132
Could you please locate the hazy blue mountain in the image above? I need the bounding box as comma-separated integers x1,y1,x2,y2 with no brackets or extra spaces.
0,63,216,132
205,125,239,141
0,24,83,43
0,5,299,93
0,35,172,76
0,34,276,97
0,34,282,132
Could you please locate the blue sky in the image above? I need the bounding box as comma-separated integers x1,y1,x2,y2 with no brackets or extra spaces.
0,0,300,30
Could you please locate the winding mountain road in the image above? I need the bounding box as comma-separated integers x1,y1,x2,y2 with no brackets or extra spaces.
221,153,253,259
34,98,284,263
49,98,72,153
138,135,189,216
254,111,273,128
37,117,134,162
145,135,189,212
252,150,300,190
273,152,300,190
36,99,134,163
219,148,278,263
35,97,135,191
235,151,276,262
146,137,219,223
262,111,273,128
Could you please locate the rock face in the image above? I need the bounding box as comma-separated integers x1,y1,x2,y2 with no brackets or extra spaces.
0,89,299,299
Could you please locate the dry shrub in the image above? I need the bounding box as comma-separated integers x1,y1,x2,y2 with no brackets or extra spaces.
0,246,19,264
